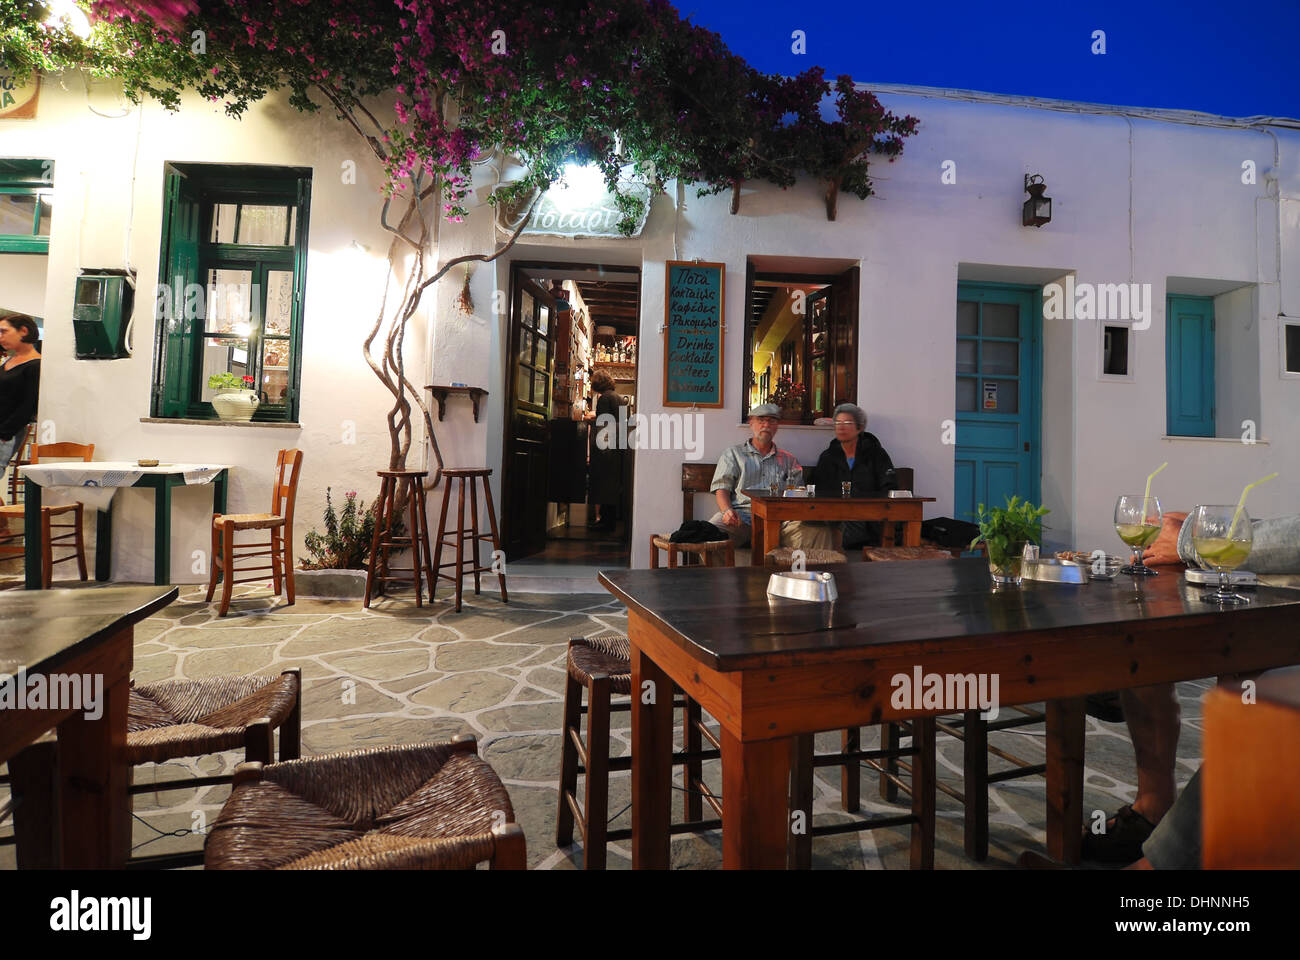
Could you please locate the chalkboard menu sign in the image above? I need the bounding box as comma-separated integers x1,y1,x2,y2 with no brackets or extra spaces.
663,260,725,407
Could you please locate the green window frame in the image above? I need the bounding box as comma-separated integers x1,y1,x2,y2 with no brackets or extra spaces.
0,158,54,253
152,163,311,423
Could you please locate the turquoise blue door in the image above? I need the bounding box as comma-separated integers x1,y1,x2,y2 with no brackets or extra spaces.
954,283,1041,521
1165,295,1215,437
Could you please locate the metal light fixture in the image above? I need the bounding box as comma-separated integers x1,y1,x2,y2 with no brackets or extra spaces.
1023,174,1052,227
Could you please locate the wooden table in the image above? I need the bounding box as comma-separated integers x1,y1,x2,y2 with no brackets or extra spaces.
598,559,1300,869
0,585,177,867
743,491,937,565
21,462,229,588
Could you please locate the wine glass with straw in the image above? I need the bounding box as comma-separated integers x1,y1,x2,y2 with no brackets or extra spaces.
1116,463,1168,576
1190,505,1254,604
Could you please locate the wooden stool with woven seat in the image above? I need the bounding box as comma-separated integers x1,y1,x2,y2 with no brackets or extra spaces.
364,468,436,608
765,546,847,566
205,738,526,869
556,636,721,868
430,467,507,612
0,441,93,588
206,448,303,617
863,545,1045,860
649,533,734,568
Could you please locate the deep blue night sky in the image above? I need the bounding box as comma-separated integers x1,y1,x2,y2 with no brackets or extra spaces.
682,0,1300,120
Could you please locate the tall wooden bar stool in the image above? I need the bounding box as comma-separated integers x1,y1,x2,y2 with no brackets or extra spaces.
431,467,507,612
363,469,435,608
556,636,721,869
206,448,303,617
0,441,93,587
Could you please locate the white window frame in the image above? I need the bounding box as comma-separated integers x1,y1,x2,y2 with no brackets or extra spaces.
1280,317,1300,379
1097,320,1135,382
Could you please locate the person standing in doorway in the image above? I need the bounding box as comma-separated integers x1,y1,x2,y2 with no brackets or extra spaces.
0,313,42,478
586,369,624,532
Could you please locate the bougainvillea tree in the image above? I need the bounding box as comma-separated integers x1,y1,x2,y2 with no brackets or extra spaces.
2,0,918,484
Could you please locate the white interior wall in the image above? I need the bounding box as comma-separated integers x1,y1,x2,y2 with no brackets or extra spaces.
1215,285,1261,440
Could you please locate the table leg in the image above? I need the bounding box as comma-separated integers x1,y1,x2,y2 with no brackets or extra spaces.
749,512,765,567
722,728,792,869
56,625,132,868
1045,696,1086,864
630,643,673,869
787,734,814,869
902,518,922,547
154,477,173,586
213,468,229,515
23,478,42,589
95,506,112,581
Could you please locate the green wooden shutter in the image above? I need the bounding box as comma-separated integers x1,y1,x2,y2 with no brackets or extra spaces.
283,174,312,421
155,170,201,417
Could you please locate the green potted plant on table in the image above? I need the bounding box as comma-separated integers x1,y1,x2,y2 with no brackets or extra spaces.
208,372,260,421
971,496,1050,587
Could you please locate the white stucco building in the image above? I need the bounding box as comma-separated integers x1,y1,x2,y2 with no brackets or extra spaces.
2,71,1297,583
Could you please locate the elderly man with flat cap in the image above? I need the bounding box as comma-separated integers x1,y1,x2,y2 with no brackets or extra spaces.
707,403,832,552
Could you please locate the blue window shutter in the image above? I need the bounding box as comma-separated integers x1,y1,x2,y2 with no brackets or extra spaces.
1165,296,1215,437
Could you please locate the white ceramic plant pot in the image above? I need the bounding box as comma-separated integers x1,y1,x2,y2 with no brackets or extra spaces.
212,389,260,422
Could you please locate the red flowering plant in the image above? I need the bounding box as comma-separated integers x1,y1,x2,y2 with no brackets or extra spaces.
3,0,920,480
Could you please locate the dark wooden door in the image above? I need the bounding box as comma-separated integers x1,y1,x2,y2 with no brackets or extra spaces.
502,272,557,558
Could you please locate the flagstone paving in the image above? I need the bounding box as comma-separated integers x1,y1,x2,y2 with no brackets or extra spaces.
0,583,1209,870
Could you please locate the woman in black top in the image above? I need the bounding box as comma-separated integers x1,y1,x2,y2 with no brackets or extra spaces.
586,369,625,531
810,402,897,549
0,313,42,475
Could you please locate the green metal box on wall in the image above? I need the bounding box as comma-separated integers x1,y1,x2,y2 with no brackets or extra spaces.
72,270,134,359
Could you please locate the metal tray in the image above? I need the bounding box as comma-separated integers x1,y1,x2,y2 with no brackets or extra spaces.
1023,559,1088,584
767,571,838,602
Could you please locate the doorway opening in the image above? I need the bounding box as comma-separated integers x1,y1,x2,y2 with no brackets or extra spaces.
501,261,641,572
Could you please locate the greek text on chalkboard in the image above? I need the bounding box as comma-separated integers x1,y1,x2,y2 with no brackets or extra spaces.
663,261,724,407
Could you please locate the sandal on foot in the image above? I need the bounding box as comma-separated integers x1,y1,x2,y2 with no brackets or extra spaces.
1081,804,1156,864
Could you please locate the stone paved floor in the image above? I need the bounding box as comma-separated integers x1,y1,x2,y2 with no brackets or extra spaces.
0,582,1208,870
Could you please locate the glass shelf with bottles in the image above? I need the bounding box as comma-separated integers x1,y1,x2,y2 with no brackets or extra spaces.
594,336,637,366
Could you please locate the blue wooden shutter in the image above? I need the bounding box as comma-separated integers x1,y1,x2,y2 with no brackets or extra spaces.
155,170,201,417
1165,296,1215,437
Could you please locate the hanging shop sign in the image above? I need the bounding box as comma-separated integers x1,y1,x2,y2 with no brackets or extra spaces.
663,260,725,408
0,70,40,120
494,166,651,239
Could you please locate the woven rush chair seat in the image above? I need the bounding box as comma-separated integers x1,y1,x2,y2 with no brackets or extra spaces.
206,738,525,870
765,546,846,566
566,635,632,694
128,672,301,765
649,534,734,568
211,513,284,529
863,546,954,562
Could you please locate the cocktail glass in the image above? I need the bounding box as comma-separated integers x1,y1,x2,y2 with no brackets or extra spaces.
1190,504,1254,604
1114,495,1163,576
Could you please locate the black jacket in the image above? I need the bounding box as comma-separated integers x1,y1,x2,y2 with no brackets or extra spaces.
0,357,39,442
811,431,896,497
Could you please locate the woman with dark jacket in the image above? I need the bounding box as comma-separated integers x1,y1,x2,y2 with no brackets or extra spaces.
586,369,625,531
811,402,897,549
0,313,41,476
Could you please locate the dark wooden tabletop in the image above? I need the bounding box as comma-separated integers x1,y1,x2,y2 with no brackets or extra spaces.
0,586,178,677
742,490,937,503
599,558,1300,671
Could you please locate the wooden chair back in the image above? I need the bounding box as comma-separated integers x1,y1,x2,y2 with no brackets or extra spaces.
32,442,95,463
271,448,304,527
678,462,915,522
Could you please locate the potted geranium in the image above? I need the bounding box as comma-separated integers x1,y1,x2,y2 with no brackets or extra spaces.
208,372,260,421
970,496,1049,587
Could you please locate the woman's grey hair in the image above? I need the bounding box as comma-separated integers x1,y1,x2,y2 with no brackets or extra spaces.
832,403,867,431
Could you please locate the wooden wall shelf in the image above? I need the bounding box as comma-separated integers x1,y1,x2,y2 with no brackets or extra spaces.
427,385,488,422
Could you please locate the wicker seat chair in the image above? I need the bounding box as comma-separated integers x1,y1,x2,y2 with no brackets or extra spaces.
205,738,525,869
765,546,847,566
0,440,94,587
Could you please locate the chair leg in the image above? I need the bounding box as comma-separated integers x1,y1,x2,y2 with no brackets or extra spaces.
880,723,901,801
406,478,423,608
963,708,990,861
245,717,274,765
270,528,283,597
453,477,466,612
490,822,527,870
788,733,814,869
40,509,52,589
910,716,937,870
73,504,87,581
218,519,236,617
469,475,482,595
363,476,392,609
416,481,436,603
480,475,507,604
430,477,453,604
279,668,302,761
684,694,703,822
583,674,611,869
283,524,296,606
205,519,221,602
841,727,861,812
555,666,582,848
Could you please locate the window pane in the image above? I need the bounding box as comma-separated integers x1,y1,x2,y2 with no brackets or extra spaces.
211,203,238,243
517,365,532,403
264,269,293,335
210,203,293,245
35,194,52,236
1286,324,1300,374
519,328,534,364
537,304,549,336
204,268,253,337
520,292,534,330
0,193,36,235
956,301,977,336
533,370,549,408
259,338,291,403
980,378,1018,413
956,377,977,412
982,302,1019,338
200,339,252,401
982,340,1018,375
956,340,977,373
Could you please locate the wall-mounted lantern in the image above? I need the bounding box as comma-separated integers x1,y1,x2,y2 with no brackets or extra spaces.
1022,174,1052,227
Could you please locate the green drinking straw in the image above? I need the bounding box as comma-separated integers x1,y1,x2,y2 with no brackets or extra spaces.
1143,462,1168,505
1228,472,1279,539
